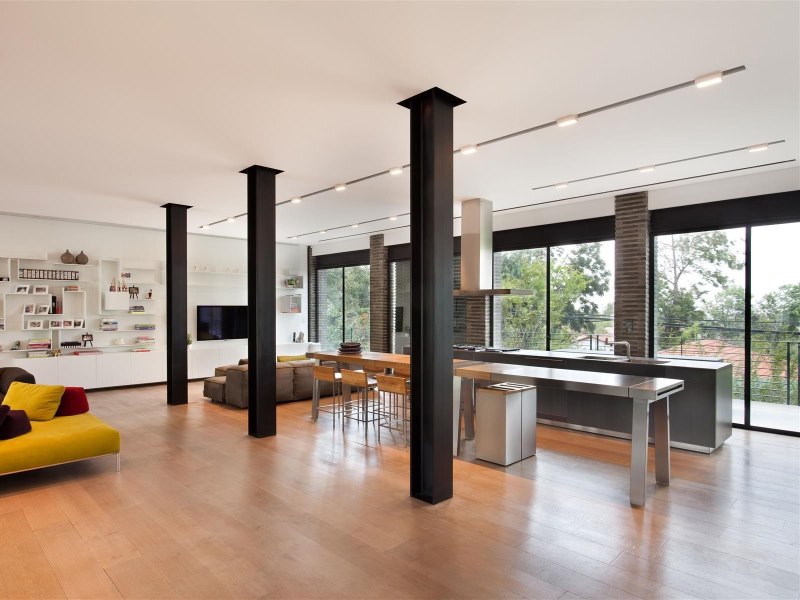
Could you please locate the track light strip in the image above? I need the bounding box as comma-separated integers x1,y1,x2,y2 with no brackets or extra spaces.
531,139,785,191
199,64,747,229
315,159,795,242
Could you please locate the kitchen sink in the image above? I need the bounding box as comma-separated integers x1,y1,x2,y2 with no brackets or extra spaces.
629,358,670,365
577,355,670,365
577,355,625,361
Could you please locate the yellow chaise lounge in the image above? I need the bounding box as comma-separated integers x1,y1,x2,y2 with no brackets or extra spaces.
0,375,120,476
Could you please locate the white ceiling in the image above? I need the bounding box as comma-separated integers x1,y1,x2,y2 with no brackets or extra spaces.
0,1,798,245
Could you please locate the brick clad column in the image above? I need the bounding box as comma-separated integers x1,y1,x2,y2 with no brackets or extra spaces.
465,298,490,347
307,247,318,343
369,234,389,352
614,191,650,357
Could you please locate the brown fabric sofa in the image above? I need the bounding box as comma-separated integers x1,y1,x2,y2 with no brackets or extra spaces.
0,367,36,402
212,360,334,409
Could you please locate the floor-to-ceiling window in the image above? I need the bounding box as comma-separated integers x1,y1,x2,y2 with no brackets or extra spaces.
492,241,614,351
549,241,614,352
317,265,370,348
390,260,411,353
751,222,800,432
654,229,747,421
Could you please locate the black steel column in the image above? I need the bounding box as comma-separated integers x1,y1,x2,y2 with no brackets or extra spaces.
399,87,465,504
241,165,283,438
162,203,191,406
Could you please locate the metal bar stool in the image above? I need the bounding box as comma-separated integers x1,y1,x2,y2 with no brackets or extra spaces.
312,365,342,427
376,374,410,446
340,368,379,440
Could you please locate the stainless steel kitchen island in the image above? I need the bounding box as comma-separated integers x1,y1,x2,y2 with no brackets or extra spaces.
454,362,684,507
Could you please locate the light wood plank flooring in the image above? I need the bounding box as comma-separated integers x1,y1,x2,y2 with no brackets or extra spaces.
0,382,797,599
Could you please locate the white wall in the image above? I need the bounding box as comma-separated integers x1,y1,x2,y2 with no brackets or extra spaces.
0,214,309,363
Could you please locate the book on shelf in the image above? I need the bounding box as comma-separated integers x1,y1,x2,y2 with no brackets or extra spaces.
130,348,151,352
27,338,52,350
27,350,49,358
134,324,156,330
100,319,119,331
64,285,81,292
73,349,103,356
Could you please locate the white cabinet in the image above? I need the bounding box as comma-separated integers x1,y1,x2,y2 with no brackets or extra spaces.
188,345,247,379
56,355,97,388
96,353,133,388
129,351,165,385
13,357,59,384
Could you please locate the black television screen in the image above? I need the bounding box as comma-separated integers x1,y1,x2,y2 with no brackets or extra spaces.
197,305,248,341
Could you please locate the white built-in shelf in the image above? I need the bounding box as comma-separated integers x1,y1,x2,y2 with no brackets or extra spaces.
89,344,157,349
91,329,157,333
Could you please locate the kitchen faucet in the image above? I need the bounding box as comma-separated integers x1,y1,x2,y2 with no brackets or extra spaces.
604,338,631,361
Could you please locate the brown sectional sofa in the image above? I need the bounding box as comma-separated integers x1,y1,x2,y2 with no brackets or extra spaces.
204,359,334,408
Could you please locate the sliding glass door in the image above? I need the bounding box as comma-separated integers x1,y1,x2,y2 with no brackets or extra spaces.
317,265,370,348
750,223,800,432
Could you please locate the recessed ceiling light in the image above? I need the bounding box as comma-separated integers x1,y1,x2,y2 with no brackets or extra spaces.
319,230,327,234
335,183,347,191
556,114,578,128
389,216,398,221
460,145,478,155
748,144,769,153
389,167,403,175
554,182,569,189
351,224,359,228
291,197,302,204
694,71,723,89
226,217,236,223
638,166,655,173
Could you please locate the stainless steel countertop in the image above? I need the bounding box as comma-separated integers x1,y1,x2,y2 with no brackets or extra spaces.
454,363,684,401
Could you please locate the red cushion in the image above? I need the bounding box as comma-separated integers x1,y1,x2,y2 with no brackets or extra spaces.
56,387,90,416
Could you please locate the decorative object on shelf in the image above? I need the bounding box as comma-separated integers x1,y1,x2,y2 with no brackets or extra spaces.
49,320,63,329
129,286,139,299
36,305,49,315
61,249,75,264
18,269,78,281
145,289,153,299
120,272,131,279
292,331,296,342
101,319,119,331
73,319,84,328
297,331,305,343
10,340,20,351
33,285,48,294
75,251,88,265
0,277,8,282
23,304,35,314
134,323,156,330
186,333,193,346
48,349,62,357
61,341,81,348
0,320,4,331
15,285,29,294
62,320,74,328
64,285,80,292
82,333,93,347
110,278,117,292
27,320,43,330
129,305,145,313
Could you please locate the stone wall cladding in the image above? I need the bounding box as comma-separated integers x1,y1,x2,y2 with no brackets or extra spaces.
614,191,650,357
369,234,389,352
308,247,318,343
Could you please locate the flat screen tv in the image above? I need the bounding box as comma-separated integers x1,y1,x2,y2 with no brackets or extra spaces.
196,305,248,341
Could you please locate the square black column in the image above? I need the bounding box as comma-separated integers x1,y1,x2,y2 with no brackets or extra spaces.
162,203,191,406
399,87,465,504
241,165,283,438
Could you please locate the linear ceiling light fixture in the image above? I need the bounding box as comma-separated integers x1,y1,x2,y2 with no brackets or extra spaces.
198,65,746,230
314,159,796,243
389,166,404,175
748,143,770,153
531,139,784,191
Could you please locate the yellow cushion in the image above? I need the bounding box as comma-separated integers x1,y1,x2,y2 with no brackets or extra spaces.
277,354,307,362
0,413,120,475
2,382,65,421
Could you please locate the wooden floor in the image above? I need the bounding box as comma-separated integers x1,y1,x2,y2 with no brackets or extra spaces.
1,382,798,600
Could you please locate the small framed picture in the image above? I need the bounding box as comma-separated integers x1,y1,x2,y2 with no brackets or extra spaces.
36,304,50,314
49,320,63,329
28,320,43,330
120,272,131,279
73,319,84,328
62,319,74,328
33,285,48,294
23,304,35,314
15,285,29,294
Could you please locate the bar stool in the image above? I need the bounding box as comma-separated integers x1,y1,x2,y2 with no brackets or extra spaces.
312,365,342,427
340,368,379,440
376,374,410,446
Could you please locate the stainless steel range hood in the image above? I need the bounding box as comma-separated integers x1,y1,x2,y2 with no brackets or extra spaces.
454,198,533,297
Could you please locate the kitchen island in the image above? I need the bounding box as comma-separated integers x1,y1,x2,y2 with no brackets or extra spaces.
453,348,732,453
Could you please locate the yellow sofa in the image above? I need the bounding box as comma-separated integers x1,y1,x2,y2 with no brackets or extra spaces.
0,412,120,476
